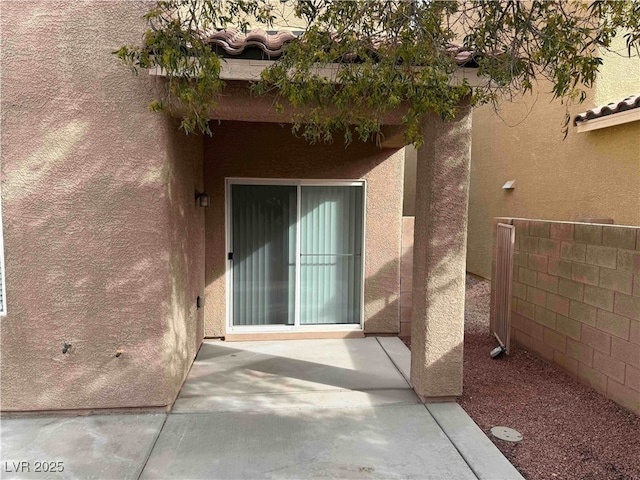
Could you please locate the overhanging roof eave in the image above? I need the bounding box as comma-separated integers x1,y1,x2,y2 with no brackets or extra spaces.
148,58,490,88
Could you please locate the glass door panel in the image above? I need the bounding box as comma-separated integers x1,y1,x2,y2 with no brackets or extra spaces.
231,185,297,326
299,186,364,324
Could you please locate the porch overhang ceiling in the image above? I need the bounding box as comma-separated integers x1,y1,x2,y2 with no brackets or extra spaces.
149,58,484,127
148,28,486,132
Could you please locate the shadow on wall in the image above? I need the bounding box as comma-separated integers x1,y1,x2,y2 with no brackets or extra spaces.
1,112,203,410
363,255,403,333
202,122,404,336
161,117,205,401
407,102,472,398
0,0,209,412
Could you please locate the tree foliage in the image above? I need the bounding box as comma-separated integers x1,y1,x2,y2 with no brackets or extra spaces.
115,0,640,146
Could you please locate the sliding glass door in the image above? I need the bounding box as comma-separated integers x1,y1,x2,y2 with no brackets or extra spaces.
228,181,364,331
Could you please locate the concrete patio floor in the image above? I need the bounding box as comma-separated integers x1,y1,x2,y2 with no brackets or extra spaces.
1,337,523,479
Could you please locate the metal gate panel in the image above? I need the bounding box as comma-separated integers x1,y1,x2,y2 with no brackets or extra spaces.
493,223,515,353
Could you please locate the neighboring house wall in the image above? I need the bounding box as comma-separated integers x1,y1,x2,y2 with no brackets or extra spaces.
466,38,640,280
402,45,640,280
468,89,640,279
593,35,640,107
203,121,404,337
492,218,640,415
1,1,204,411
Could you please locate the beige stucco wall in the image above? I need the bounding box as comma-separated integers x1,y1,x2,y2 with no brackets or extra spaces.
403,147,417,216
465,42,640,279
203,121,403,337
246,2,306,31
467,87,640,279
1,1,204,411
401,45,640,280
596,34,640,105
410,98,472,399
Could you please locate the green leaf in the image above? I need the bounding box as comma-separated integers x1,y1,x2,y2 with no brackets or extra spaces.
115,0,640,143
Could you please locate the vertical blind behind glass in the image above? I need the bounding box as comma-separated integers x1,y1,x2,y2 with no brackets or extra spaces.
232,185,297,326
231,184,364,327
299,186,363,324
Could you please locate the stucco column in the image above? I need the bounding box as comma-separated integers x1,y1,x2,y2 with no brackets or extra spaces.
410,95,472,401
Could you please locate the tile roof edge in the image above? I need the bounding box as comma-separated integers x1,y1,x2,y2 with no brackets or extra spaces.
205,28,480,66
574,94,640,125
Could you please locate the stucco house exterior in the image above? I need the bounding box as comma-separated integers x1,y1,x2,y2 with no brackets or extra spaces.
400,39,640,413
1,2,481,412
404,40,640,281
470,37,640,281
466,90,640,281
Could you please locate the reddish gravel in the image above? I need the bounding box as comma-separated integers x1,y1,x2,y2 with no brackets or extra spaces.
402,275,640,480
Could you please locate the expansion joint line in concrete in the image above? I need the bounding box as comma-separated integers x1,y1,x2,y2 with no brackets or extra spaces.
374,337,412,387
136,414,169,480
422,404,481,480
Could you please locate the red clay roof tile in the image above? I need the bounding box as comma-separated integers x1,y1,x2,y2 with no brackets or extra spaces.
574,94,640,125
205,28,479,66
206,29,299,58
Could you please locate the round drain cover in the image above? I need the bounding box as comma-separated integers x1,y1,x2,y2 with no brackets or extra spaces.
491,426,523,442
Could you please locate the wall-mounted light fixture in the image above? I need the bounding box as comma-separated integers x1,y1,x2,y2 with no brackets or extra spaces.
502,180,516,190
195,191,210,207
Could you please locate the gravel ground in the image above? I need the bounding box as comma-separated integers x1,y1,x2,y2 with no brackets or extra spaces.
402,275,640,480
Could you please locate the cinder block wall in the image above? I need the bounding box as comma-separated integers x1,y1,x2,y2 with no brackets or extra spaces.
492,218,640,415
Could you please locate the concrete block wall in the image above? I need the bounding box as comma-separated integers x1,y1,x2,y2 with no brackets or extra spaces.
493,218,640,415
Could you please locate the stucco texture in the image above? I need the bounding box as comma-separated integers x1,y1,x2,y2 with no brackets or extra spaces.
1,1,204,411
400,43,640,281
467,78,640,279
596,34,640,105
410,98,472,399
203,121,403,337
403,146,417,216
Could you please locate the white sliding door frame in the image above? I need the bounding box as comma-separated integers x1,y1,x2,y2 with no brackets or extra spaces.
225,178,367,334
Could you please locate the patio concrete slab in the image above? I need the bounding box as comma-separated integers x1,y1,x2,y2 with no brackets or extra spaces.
141,404,478,480
427,403,524,480
174,338,415,413
173,387,420,413
1,338,523,480
0,414,166,480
